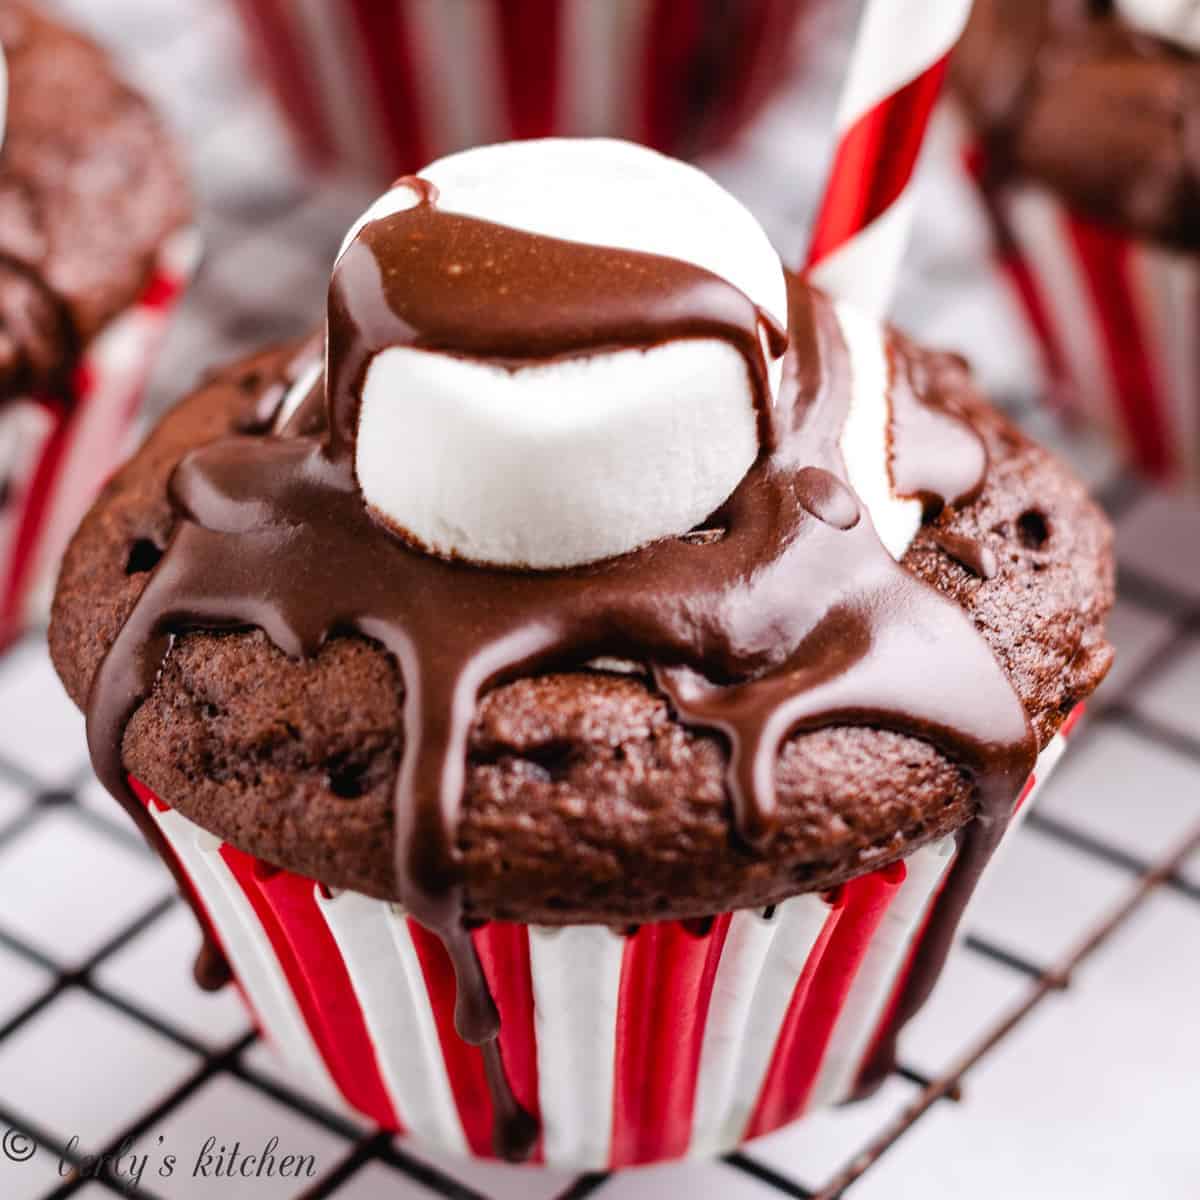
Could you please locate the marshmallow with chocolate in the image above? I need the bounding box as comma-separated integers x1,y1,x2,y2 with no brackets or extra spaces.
342,139,784,569
334,139,923,569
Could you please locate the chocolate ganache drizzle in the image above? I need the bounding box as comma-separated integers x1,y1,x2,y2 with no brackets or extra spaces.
85,179,1035,1158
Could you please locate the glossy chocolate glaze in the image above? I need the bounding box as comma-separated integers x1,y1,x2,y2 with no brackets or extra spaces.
84,185,1034,1158
328,178,787,458
192,935,232,992
887,337,988,517
931,528,1000,581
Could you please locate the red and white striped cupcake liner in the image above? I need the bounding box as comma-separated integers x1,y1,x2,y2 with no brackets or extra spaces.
129,709,1082,1170
963,141,1198,487
233,0,805,183
0,231,199,644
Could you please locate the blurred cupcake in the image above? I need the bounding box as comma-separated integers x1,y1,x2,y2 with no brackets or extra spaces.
0,0,194,642
50,140,1112,1168
954,0,1200,486
233,0,805,180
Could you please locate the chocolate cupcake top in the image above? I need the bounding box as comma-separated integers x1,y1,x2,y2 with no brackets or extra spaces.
0,0,189,400
953,0,1200,249
51,140,1113,1159
51,140,1114,928
52,319,1113,912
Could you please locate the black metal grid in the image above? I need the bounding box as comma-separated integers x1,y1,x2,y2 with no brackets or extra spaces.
0,3,1195,1198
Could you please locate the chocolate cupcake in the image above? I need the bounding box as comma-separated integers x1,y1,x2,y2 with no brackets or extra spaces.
50,140,1113,1168
0,0,193,640
953,0,1200,485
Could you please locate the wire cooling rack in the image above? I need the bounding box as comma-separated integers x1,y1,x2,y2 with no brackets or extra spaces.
0,3,1196,1198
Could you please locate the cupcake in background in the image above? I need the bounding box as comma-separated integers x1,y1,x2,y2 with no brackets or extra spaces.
50,139,1113,1169
232,0,806,181
0,0,195,642
953,0,1200,487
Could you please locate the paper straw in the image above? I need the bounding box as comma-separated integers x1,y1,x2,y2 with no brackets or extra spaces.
805,0,974,316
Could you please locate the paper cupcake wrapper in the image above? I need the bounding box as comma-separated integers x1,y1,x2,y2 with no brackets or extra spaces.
961,136,1198,486
130,711,1079,1170
233,0,803,182
0,230,199,642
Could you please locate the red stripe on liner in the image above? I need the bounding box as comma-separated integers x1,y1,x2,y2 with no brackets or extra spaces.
854,861,942,1098
218,845,400,1127
806,55,952,270
965,139,1071,388
245,863,401,1130
1060,703,1086,739
640,0,704,153
494,0,561,140
610,914,732,1166
1000,243,1072,390
1,243,186,644
474,923,544,1163
745,862,906,1138
232,0,336,164
137,269,181,313
130,779,169,815
1064,216,1175,479
854,703,1082,1092
406,919,496,1158
703,0,797,152
344,0,429,176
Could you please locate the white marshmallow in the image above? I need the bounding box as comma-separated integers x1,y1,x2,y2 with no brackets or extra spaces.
357,340,760,568
1116,0,1200,50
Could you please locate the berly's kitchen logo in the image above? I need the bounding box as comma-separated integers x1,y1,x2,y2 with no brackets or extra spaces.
3,1128,318,1189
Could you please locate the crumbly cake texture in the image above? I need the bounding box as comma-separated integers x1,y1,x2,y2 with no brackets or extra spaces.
50,343,1114,924
0,0,189,399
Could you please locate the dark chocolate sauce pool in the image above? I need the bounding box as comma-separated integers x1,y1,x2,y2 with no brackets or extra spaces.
85,180,1034,1159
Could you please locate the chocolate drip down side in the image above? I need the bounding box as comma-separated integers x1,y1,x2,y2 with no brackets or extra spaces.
84,193,1035,1160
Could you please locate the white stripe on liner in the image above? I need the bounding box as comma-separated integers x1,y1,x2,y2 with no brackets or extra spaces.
529,923,624,1169
0,402,53,611
22,230,200,623
806,837,955,1110
22,313,154,622
1128,242,1198,482
289,0,393,177
316,888,469,1155
151,807,346,1111
687,896,830,1158
558,0,652,139
402,0,507,157
1002,188,1118,429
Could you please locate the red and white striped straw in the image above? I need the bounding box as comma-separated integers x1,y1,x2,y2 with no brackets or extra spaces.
805,0,974,316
